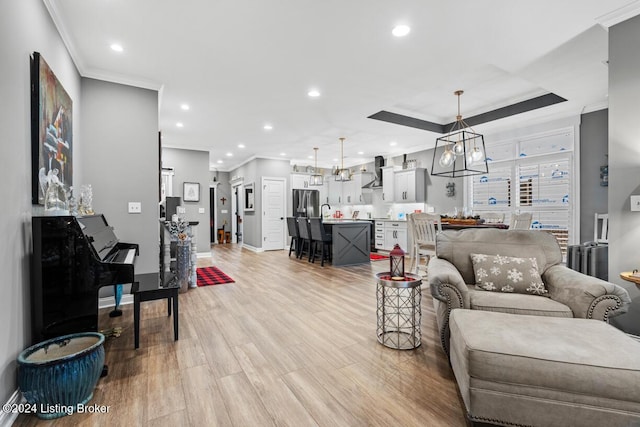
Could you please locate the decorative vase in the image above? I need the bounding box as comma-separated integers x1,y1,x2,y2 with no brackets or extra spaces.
17,332,105,419
176,239,190,293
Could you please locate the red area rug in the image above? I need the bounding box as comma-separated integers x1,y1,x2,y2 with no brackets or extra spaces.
370,253,389,261
196,266,235,286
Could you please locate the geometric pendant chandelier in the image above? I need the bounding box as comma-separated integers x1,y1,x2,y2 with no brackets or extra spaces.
431,90,489,178
309,147,323,186
335,137,352,181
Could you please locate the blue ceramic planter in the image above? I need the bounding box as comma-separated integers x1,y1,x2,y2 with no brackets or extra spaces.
18,332,105,419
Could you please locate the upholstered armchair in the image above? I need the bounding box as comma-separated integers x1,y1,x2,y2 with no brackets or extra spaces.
428,229,631,355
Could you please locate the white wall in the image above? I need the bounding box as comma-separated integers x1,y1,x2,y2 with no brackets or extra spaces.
608,14,640,335
0,0,81,404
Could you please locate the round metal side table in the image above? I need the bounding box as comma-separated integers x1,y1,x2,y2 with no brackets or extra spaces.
376,272,422,350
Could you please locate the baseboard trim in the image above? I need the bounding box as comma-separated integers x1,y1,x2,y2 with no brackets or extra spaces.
241,244,264,253
197,252,211,258
0,389,23,427
98,294,133,310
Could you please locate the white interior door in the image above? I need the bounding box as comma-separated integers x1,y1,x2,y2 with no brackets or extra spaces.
262,177,285,250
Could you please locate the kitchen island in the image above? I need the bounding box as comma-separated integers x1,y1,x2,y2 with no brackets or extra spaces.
322,220,371,266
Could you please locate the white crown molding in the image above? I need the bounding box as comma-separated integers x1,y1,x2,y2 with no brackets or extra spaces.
44,1,163,91
43,0,85,73
596,0,640,29
82,67,163,91
581,100,609,114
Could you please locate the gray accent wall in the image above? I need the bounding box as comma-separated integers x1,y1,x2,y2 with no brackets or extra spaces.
579,109,608,243
0,0,82,405
162,148,211,253
82,78,159,274
230,158,290,249
608,15,640,336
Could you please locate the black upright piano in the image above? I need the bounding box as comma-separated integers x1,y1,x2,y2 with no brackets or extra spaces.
31,215,139,343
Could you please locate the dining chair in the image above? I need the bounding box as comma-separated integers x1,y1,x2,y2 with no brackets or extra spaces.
309,217,332,266
286,217,301,257
509,212,533,230
481,212,505,224
296,217,312,260
408,213,442,275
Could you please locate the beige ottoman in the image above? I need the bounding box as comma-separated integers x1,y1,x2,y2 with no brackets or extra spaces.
449,309,640,427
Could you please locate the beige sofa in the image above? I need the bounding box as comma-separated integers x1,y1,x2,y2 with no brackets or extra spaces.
428,229,631,355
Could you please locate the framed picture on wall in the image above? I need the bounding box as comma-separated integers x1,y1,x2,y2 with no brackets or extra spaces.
244,182,255,212
31,52,74,205
183,182,200,202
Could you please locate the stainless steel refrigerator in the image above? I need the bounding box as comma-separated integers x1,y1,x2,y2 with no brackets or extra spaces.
293,189,319,217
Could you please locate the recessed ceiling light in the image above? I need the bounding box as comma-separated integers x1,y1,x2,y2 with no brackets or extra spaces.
180,104,190,111
390,141,397,146
226,152,233,157
280,152,286,156
217,160,223,164
264,124,273,130
358,151,364,155
176,122,184,128
392,25,411,37
333,158,339,162
308,89,321,98
110,43,124,52
238,144,245,148
308,155,313,159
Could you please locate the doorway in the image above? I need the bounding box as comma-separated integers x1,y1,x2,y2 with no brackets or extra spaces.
262,177,286,250
209,187,216,243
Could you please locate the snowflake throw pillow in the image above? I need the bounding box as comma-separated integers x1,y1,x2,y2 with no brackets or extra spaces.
469,253,548,296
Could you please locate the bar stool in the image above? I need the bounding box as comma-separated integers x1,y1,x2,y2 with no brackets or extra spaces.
286,217,301,257
297,217,312,261
309,217,332,266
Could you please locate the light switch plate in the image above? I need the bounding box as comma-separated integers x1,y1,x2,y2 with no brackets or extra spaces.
221,209,228,213
128,202,142,214
177,206,186,214
631,195,640,211
198,208,205,214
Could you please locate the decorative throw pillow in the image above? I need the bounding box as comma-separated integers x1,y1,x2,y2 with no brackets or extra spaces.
470,253,548,296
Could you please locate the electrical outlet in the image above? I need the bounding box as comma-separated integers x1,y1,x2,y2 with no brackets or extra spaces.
631,196,640,211
198,208,205,214
128,202,142,214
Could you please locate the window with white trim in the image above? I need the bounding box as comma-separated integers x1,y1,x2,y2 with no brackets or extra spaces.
468,128,575,258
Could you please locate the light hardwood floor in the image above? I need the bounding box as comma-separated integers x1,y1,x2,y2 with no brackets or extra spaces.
15,244,467,427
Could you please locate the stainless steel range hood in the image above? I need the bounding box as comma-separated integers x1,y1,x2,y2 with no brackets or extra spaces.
362,156,385,189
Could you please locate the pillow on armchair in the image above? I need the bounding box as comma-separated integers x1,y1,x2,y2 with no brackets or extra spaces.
470,253,548,295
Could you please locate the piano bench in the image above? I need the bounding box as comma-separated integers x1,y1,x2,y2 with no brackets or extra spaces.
131,273,179,349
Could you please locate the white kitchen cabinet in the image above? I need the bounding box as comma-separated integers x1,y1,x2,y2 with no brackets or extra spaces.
384,221,408,250
343,172,373,205
381,166,395,203
291,173,312,189
394,168,426,203
327,178,344,205
374,221,386,250
375,220,409,251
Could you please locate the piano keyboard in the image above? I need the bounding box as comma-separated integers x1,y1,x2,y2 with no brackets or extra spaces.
113,248,137,264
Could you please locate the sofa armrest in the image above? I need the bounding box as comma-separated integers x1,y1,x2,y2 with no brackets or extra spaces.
428,257,470,310
543,265,631,320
